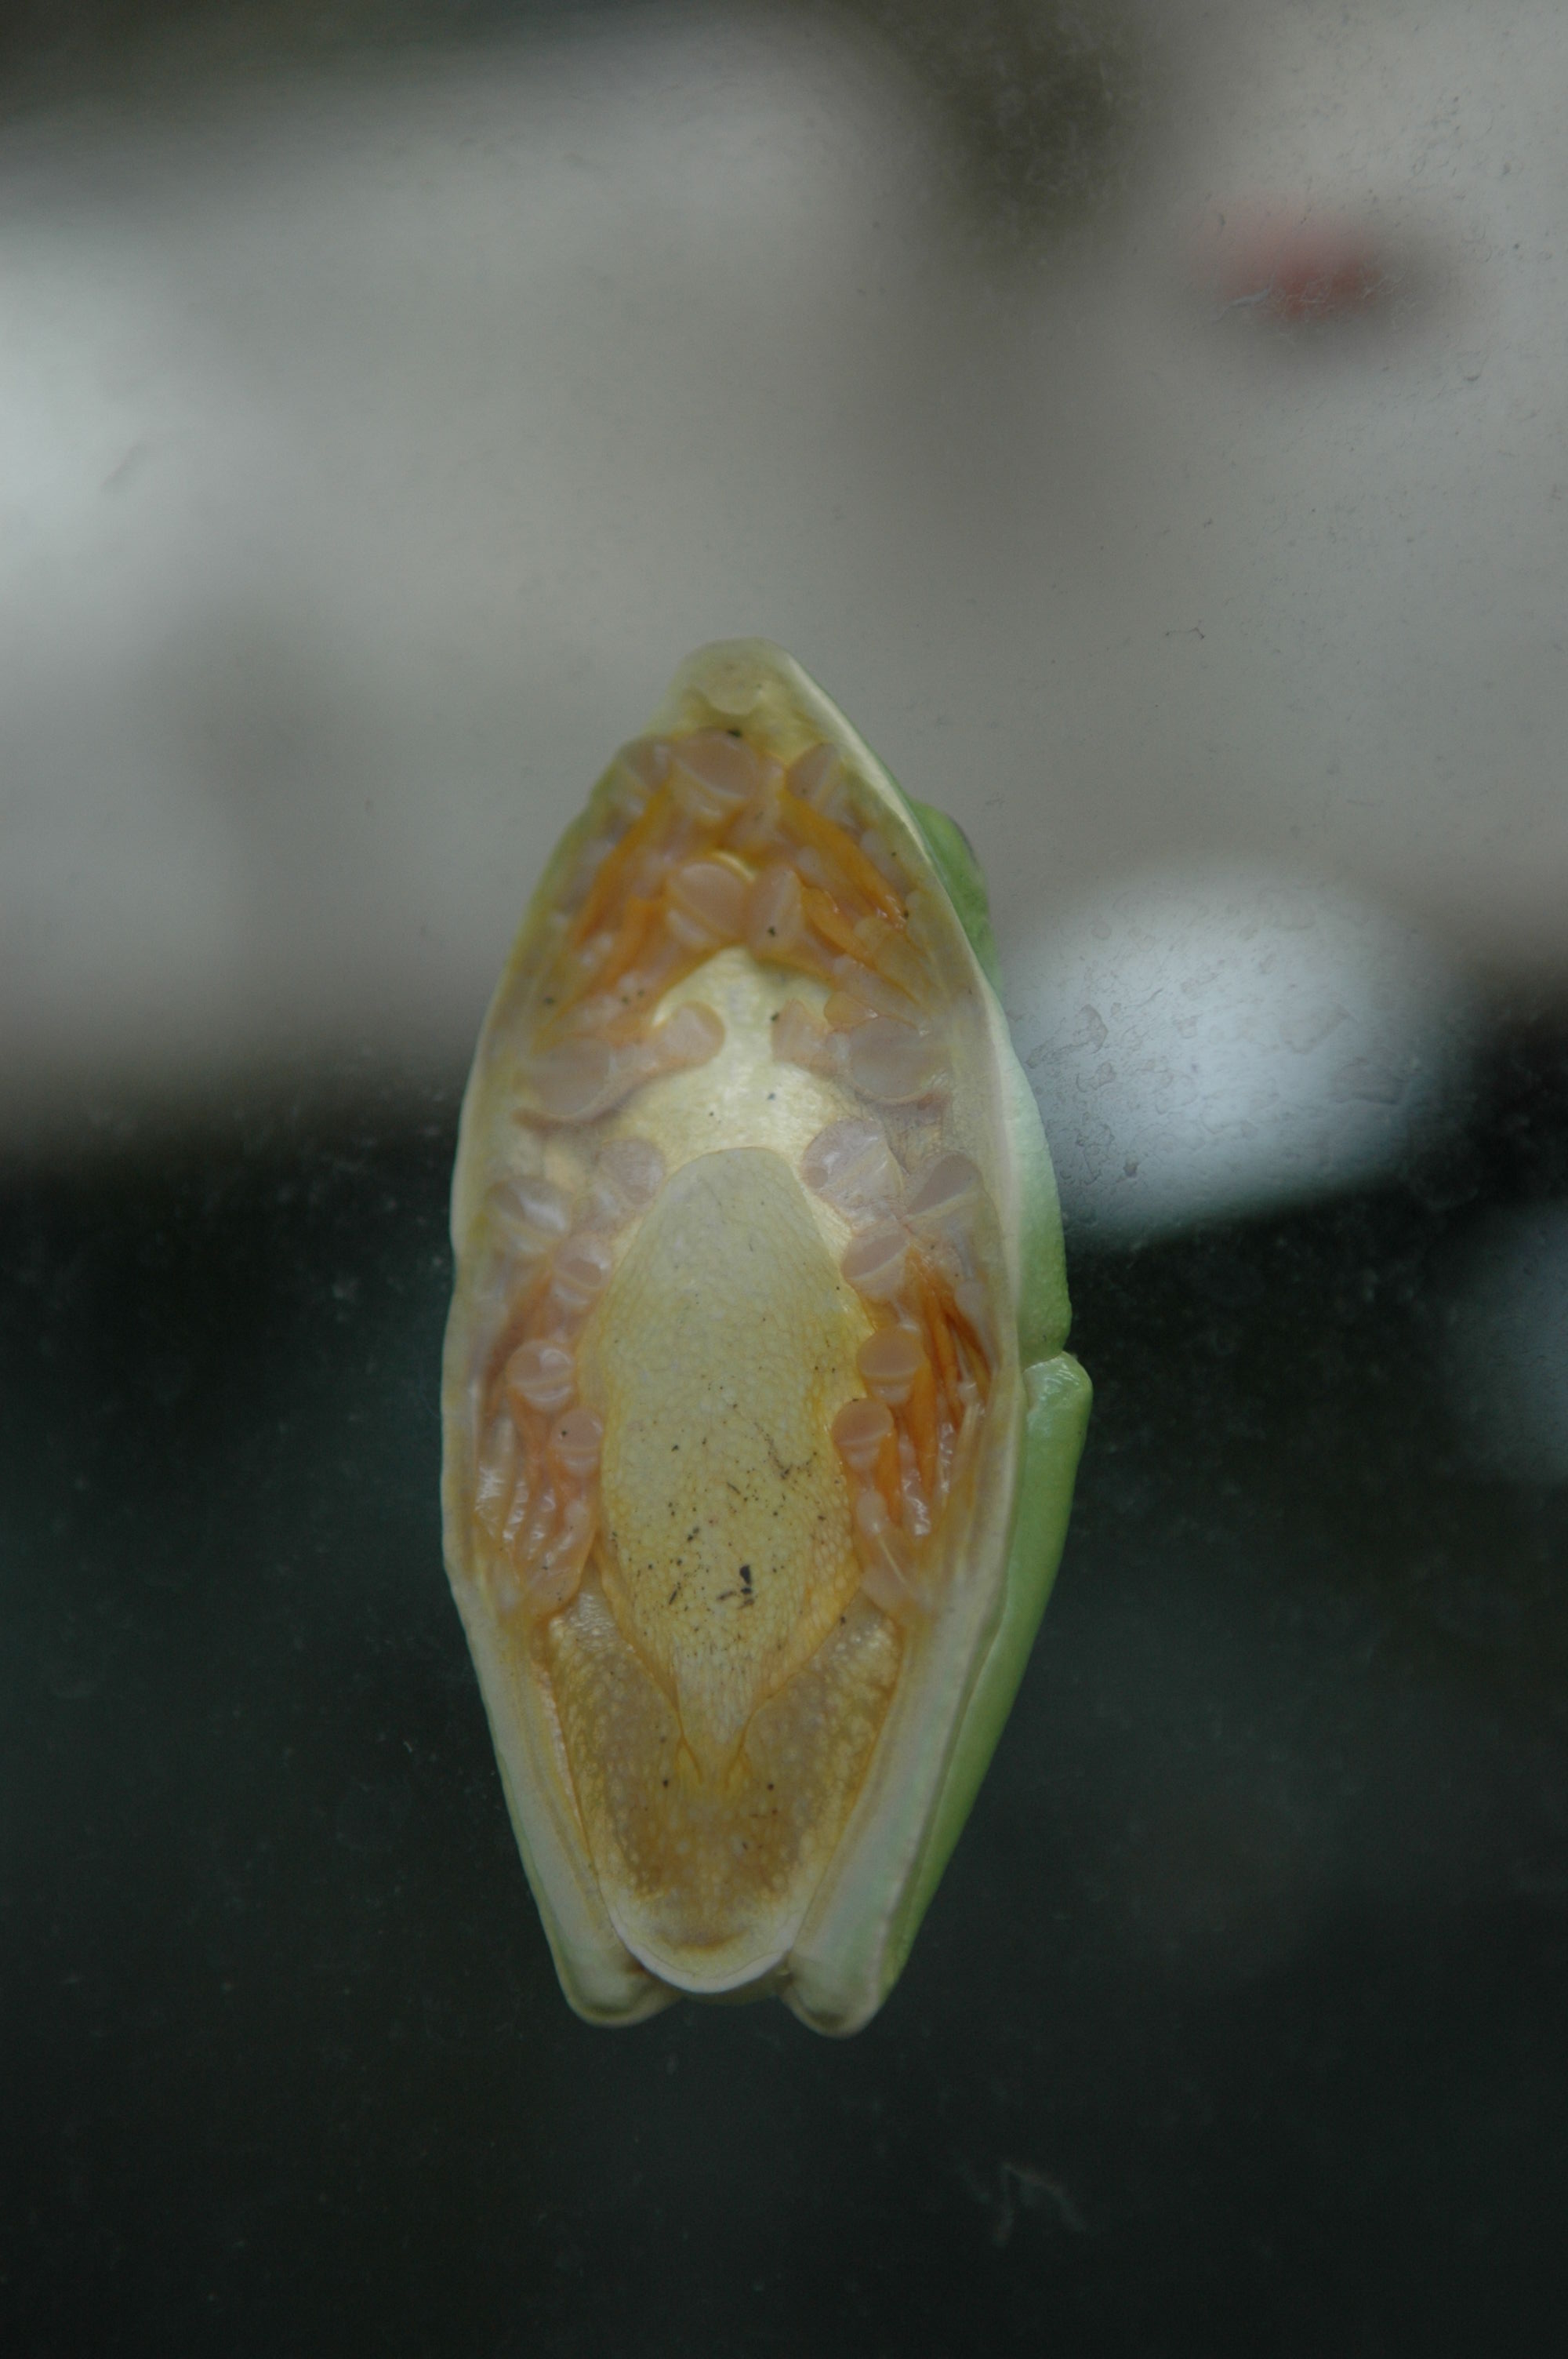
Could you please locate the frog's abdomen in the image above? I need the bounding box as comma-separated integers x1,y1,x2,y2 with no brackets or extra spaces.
587,1146,866,1779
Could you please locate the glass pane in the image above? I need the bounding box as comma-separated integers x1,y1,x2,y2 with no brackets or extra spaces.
5,4,1564,2350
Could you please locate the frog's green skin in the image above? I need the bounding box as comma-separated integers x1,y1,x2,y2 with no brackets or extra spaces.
444,641,1090,2034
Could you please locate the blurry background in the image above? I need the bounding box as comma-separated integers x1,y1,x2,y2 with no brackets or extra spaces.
3,2,1566,2351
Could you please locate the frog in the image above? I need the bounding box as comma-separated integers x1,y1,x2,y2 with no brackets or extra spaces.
441,639,1090,2034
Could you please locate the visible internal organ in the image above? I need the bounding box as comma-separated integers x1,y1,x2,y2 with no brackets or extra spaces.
523,728,941,1120
472,1136,666,1623
804,1127,994,1626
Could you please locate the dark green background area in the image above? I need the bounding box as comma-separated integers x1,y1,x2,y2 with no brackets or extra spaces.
4,1027,1566,2358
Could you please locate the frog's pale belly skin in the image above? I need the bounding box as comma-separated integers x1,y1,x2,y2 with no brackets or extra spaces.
441,640,1090,2034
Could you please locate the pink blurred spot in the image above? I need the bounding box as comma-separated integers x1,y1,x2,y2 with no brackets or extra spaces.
1203,208,1392,323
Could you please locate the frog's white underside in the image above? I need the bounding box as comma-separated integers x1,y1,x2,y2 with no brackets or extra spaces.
441,642,1074,2034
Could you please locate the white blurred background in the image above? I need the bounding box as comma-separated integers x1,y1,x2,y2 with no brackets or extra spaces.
3,0,1563,1276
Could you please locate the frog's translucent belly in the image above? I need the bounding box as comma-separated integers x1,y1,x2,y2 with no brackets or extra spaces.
547,1147,897,1983
588,1148,865,1772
